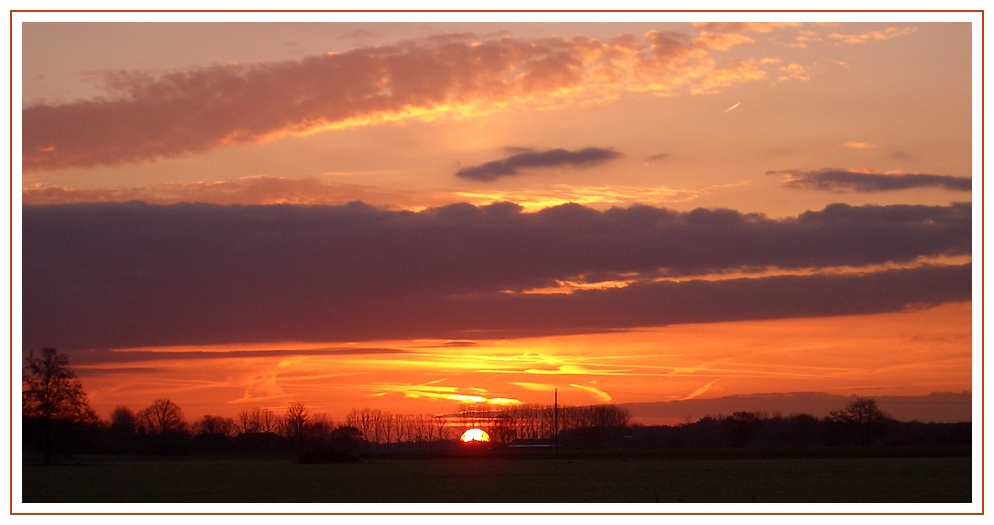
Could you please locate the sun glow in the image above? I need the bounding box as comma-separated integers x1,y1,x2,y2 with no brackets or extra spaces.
460,428,491,443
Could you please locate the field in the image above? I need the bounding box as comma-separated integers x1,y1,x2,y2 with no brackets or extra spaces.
21,451,972,504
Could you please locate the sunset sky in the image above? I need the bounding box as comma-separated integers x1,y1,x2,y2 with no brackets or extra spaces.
15,12,980,426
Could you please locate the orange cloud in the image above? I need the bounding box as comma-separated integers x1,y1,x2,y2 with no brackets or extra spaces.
694,31,755,51
374,381,522,405
570,383,613,403
690,59,771,95
455,183,704,211
21,176,451,210
841,141,877,149
23,28,795,172
829,26,917,45
691,22,804,34
777,63,811,82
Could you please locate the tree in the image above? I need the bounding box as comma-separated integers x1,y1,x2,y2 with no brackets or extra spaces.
193,415,237,437
108,406,140,454
110,406,138,434
282,402,309,445
137,398,187,435
22,348,98,463
828,397,890,445
829,397,889,425
237,407,279,434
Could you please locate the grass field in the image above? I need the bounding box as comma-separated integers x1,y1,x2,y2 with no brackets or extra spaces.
21,453,972,503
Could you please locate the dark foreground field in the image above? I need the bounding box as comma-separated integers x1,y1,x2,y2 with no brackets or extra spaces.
22,451,972,503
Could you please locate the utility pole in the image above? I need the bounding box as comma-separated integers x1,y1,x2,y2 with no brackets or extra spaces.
554,388,559,458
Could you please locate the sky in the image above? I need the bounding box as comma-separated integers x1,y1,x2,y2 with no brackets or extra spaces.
14,12,980,427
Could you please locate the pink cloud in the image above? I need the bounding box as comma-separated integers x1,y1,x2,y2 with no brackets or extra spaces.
828,26,917,45
24,29,787,172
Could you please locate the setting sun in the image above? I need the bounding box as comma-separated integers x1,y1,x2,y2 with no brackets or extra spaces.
460,428,491,443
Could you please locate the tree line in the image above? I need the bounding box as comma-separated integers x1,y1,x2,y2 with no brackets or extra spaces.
22,348,971,463
21,348,633,461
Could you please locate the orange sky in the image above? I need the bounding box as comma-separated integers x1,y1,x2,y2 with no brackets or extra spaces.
14,12,979,425
67,301,972,423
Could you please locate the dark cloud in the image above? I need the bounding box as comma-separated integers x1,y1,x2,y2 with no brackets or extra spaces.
65,346,408,367
770,169,972,192
455,147,621,181
22,201,971,351
646,153,669,162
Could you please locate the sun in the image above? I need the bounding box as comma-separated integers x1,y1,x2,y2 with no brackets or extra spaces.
459,428,490,443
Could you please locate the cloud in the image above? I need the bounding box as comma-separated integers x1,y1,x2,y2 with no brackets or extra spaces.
23,28,803,172
455,147,621,181
68,345,408,367
374,381,521,405
22,201,971,351
777,63,810,82
21,175,451,210
681,379,719,401
570,383,613,403
829,26,917,45
23,177,707,212
691,22,804,34
770,169,972,193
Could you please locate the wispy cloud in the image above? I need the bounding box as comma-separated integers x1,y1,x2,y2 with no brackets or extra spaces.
828,26,917,45
769,168,972,193
510,382,558,392
691,22,804,34
457,183,702,211
455,147,621,182
570,383,613,403
22,27,809,172
374,381,521,405
21,176,452,210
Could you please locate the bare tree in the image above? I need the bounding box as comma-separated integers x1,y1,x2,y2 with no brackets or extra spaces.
433,415,448,442
829,397,889,425
258,408,278,433
193,415,237,437
238,407,280,434
282,402,309,444
238,409,258,433
828,397,891,445
137,399,187,435
22,348,98,463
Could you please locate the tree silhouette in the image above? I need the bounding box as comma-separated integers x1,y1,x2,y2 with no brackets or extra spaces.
138,399,187,435
828,397,891,445
238,407,279,433
829,397,889,425
193,415,237,437
108,406,140,454
22,348,98,463
282,402,309,447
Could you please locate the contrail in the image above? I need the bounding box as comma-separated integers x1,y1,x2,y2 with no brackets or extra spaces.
725,102,740,112
681,379,719,400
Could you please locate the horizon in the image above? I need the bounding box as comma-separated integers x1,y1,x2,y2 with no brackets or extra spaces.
16,14,979,432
